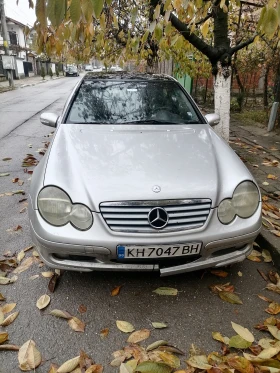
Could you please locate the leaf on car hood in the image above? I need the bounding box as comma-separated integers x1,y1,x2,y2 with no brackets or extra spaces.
116,320,135,333
219,292,243,304
36,294,50,310
231,322,254,342
0,311,19,326
153,287,178,296
111,285,122,296
127,329,150,343
135,361,173,373
18,339,42,371
57,356,80,373
50,309,72,319
186,355,212,370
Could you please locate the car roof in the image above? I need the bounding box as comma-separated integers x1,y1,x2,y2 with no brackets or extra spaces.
83,72,176,82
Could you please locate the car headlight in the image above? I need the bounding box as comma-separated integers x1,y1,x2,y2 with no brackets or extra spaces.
218,181,260,224
38,186,93,230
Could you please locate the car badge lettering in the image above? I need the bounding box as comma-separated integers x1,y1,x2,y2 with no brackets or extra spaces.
148,207,169,229
152,185,161,193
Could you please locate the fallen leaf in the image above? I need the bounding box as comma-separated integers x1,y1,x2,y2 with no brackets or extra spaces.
33,251,39,257
209,283,234,294
68,317,85,332
258,295,273,302
158,346,185,355
0,311,19,326
219,292,243,305
18,339,41,371
258,270,268,282
267,174,278,180
229,335,252,349
147,340,169,352
50,309,72,319
0,344,19,350
227,356,254,373
2,158,12,161
268,326,280,340
1,303,16,314
48,363,59,373
29,275,39,280
110,356,126,367
135,361,173,373
238,271,243,277
127,329,150,343
13,257,35,274
100,328,109,338
79,350,94,371
0,173,10,177
120,362,133,373
36,294,50,310
85,364,103,373
231,322,254,342
212,332,229,344
158,352,180,368
153,287,178,296
48,273,60,293
23,245,33,252
41,271,54,278
78,304,87,314
266,283,280,295
210,270,228,278
17,251,25,263
0,276,14,285
0,332,8,344
187,355,212,370
263,182,270,186
57,356,80,373
152,322,168,329
258,346,280,359
111,285,122,296
116,320,135,333
262,250,272,263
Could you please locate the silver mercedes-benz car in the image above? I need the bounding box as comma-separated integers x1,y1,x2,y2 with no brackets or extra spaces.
29,73,262,276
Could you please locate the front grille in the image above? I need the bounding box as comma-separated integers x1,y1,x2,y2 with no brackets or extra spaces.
100,199,212,233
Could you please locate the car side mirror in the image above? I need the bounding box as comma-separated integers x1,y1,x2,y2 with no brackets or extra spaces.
40,113,59,127
205,113,220,127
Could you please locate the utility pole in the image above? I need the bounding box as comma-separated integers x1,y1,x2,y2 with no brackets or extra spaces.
0,0,14,88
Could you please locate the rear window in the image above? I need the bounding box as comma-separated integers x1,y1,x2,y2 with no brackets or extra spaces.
66,80,201,124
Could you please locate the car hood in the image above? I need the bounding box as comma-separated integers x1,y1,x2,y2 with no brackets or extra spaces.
44,124,254,211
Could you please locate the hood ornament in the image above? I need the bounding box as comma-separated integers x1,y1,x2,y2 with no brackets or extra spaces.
152,185,161,193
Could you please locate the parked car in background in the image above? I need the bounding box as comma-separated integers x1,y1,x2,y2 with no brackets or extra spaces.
85,64,93,71
66,66,79,77
29,73,262,276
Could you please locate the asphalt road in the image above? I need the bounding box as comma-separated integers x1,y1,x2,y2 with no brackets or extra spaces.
0,77,279,372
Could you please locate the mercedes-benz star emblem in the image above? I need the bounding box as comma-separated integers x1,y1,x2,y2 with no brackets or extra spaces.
152,185,161,193
148,207,169,229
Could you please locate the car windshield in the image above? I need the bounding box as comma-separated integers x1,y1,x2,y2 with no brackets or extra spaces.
66,80,201,124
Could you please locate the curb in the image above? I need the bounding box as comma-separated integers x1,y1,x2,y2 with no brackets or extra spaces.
256,228,280,269
0,76,66,93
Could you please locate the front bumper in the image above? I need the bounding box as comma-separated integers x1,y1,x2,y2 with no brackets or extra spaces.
29,203,262,276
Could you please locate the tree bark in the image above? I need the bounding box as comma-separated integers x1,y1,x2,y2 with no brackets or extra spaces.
263,65,270,108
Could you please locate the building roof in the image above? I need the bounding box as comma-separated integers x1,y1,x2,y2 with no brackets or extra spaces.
6,17,26,28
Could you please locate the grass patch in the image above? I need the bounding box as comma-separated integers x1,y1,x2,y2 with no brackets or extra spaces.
232,110,269,126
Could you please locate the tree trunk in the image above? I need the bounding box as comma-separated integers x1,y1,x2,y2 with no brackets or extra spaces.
213,62,231,141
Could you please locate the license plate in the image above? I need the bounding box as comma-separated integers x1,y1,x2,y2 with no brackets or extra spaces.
117,243,202,259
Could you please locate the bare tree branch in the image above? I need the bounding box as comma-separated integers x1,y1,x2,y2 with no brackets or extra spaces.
230,34,257,54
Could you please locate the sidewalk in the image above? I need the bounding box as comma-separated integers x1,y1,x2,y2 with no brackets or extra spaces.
229,118,280,265
0,74,65,93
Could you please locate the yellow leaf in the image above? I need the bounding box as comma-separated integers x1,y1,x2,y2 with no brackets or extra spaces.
135,362,172,373
187,355,212,370
50,309,72,319
41,271,54,278
153,287,178,296
201,19,210,38
231,322,254,342
17,250,25,263
116,320,135,333
159,352,180,368
70,0,81,24
258,346,280,359
0,332,8,344
218,291,243,305
127,329,150,343
227,356,254,373
57,356,80,373
18,340,42,371
0,311,19,326
152,322,168,329
111,285,122,296
268,325,280,340
1,303,16,314
68,317,85,332
36,294,50,310
100,328,109,338
212,332,229,344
